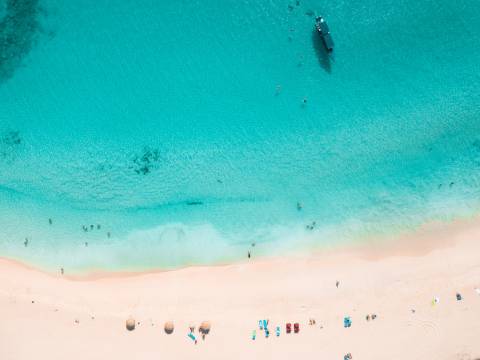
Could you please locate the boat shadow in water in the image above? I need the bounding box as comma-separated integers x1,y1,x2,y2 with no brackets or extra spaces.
311,29,332,74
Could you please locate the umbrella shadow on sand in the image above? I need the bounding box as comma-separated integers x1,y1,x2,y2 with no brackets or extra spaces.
311,29,332,74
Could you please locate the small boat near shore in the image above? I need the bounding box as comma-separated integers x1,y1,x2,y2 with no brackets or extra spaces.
315,16,334,52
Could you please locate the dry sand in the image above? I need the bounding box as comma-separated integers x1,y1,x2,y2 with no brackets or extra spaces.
1,219,480,360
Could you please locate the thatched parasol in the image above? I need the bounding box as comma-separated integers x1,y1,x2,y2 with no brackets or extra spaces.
199,321,211,335
164,321,174,334
126,317,136,331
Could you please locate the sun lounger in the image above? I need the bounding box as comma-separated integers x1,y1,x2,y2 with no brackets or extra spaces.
286,323,292,334
252,330,256,340
456,293,462,301
259,320,263,330
263,319,268,330
294,323,299,333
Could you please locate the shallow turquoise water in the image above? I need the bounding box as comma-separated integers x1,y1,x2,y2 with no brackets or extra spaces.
1,0,480,272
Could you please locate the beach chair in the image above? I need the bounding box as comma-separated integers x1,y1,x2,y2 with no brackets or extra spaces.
343,317,351,328
259,320,263,330
286,323,292,334
263,319,268,330
276,326,280,337
294,323,299,333
456,293,462,301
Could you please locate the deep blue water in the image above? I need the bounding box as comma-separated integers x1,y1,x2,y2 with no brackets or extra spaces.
1,0,480,272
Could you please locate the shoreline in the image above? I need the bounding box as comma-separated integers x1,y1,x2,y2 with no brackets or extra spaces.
1,214,478,281
1,217,480,359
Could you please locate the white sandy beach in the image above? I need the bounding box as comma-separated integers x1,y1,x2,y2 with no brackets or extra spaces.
1,219,480,360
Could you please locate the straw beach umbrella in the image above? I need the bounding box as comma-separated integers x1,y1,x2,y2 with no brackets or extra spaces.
199,321,211,335
126,317,136,331
164,321,174,334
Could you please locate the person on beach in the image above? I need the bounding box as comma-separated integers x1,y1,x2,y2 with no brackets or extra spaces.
248,251,251,259
60,268,64,275
336,280,340,288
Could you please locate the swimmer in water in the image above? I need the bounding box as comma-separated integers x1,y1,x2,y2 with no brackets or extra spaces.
275,85,282,95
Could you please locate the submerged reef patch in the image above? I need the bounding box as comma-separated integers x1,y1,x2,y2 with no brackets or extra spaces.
0,130,23,161
130,146,161,175
0,0,44,83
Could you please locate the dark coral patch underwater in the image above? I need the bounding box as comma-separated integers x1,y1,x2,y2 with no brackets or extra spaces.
0,0,44,83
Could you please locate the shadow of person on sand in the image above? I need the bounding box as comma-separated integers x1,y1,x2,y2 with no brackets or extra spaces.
311,29,332,74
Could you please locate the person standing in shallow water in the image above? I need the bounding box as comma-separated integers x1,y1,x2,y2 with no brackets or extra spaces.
248,251,251,259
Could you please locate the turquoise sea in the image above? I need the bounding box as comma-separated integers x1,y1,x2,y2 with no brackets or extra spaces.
1,0,480,273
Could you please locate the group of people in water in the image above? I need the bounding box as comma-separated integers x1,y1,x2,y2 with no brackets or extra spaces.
246,201,318,258
21,217,113,275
